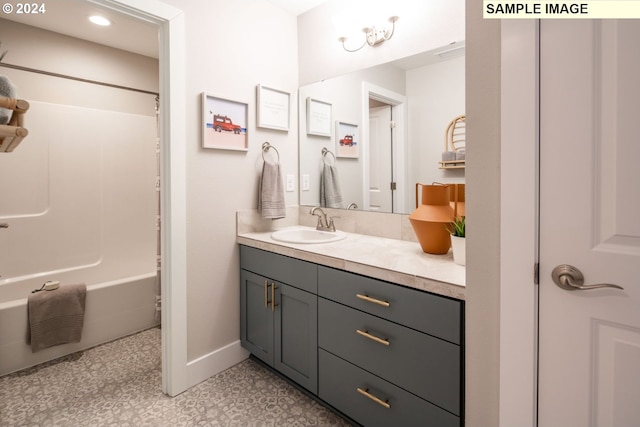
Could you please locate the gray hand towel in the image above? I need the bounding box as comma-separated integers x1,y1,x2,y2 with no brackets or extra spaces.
258,160,286,219
27,283,87,353
320,163,343,208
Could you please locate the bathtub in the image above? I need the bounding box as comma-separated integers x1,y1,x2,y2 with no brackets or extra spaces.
0,101,160,376
0,271,159,376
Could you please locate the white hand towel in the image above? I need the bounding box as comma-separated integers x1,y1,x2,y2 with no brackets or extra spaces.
320,163,343,208
258,160,286,219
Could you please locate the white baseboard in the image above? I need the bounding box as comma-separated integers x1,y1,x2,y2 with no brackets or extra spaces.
186,340,249,389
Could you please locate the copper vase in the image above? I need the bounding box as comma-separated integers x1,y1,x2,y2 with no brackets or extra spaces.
409,183,455,254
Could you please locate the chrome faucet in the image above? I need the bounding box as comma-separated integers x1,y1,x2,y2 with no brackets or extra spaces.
347,203,358,210
310,207,337,232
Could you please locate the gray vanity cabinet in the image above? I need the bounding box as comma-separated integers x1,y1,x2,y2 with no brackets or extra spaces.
239,244,464,427
239,246,318,394
317,266,464,427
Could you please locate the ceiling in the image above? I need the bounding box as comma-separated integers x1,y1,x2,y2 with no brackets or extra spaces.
1,0,328,59
267,0,328,16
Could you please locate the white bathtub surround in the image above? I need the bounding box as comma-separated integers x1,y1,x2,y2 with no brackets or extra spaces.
0,102,157,281
236,207,465,300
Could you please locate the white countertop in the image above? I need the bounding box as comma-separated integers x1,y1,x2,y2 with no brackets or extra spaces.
237,227,466,300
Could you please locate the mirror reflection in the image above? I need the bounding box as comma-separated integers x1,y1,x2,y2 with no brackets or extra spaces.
298,42,466,214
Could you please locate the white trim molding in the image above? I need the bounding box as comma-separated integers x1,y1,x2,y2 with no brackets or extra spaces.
499,19,539,427
90,0,189,397
361,82,407,214
187,341,249,389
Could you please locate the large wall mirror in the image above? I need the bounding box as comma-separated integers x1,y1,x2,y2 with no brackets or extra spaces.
298,42,465,214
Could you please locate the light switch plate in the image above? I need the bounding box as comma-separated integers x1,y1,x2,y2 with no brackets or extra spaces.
286,174,295,192
302,174,310,191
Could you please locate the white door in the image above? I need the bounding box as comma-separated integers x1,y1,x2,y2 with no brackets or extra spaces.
538,20,640,427
368,104,393,212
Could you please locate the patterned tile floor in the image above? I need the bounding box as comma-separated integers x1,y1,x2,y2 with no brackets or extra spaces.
0,328,353,427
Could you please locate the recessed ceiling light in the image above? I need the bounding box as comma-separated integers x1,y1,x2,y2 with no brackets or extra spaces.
89,15,112,26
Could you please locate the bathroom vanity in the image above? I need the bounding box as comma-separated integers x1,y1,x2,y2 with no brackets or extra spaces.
238,225,465,427
240,246,319,392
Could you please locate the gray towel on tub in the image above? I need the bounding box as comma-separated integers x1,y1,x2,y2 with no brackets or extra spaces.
258,160,286,219
27,283,87,353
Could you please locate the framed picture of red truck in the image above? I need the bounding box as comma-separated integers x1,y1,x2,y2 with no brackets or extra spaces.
202,93,248,151
336,121,359,158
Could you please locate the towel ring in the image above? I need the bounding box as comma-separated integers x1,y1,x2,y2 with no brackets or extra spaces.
262,142,280,162
322,147,336,165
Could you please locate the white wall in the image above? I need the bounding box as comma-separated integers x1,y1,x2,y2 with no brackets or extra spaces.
465,3,502,426
0,19,158,116
167,0,464,380
298,0,464,85
159,0,299,364
407,55,465,195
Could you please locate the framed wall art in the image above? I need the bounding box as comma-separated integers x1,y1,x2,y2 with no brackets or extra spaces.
306,97,332,137
202,93,248,151
335,121,359,158
256,84,290,131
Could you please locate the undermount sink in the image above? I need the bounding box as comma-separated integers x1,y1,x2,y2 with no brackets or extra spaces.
271,227,346,244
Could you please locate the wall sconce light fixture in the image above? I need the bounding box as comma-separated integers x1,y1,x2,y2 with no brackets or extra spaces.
338,16,399,52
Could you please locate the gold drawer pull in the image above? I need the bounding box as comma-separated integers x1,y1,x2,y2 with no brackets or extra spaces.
271,283,278,312
356,293,390,307
264,280,269,308
357,387,391,409
356,329,390,346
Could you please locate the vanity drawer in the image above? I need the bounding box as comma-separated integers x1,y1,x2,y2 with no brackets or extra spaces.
318,266,461,344
318,297,461,415
319,349,460,427
240,245,317,293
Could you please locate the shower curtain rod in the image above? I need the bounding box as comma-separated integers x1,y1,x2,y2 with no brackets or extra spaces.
0,63,159,96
